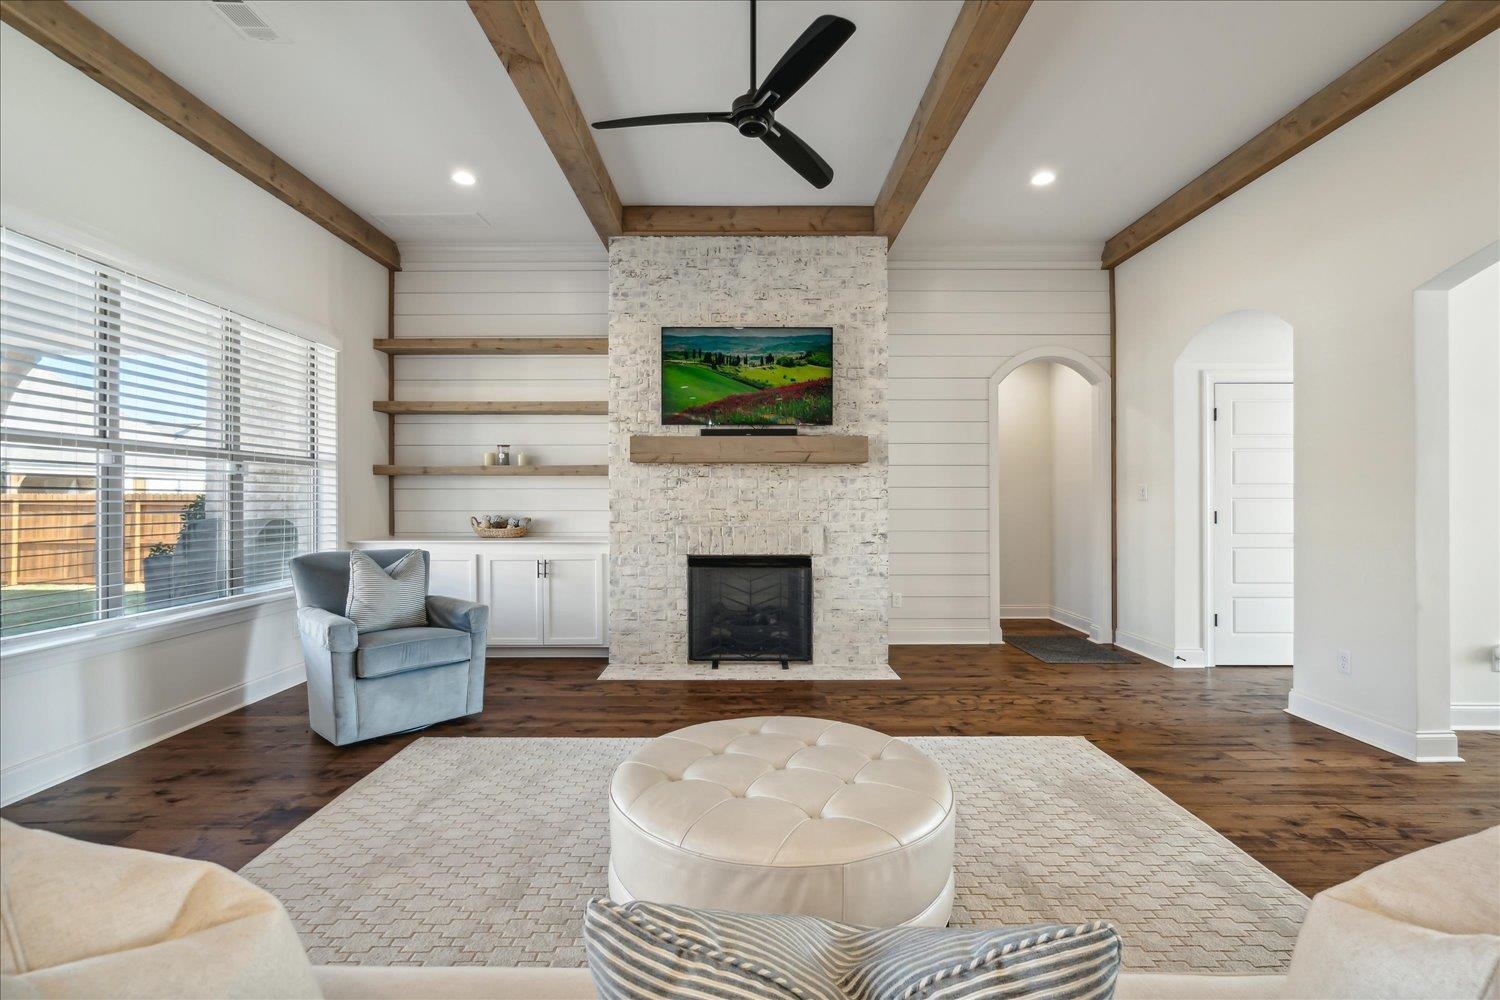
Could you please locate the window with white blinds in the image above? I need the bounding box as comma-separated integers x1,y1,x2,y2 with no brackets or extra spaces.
0,228,338,640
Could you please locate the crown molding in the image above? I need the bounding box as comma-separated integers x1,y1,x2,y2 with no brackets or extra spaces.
398,240,1105,270
887,243,1103,269
397,243,608,267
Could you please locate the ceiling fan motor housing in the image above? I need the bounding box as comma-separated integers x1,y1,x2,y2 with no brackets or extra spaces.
732,91,772,137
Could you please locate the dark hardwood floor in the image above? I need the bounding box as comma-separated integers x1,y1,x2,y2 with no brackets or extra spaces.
4,619,1495,896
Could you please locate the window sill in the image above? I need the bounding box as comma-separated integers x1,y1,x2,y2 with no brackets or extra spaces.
0,588,297,679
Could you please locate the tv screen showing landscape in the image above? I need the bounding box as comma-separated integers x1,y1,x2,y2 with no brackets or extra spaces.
661,327,833,426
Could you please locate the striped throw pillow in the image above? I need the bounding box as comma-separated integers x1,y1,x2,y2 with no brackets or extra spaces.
345,550,427,633
583,898,1120,1000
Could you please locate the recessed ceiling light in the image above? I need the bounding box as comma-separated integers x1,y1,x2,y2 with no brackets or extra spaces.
451,169,477,187
1030,169,1056,187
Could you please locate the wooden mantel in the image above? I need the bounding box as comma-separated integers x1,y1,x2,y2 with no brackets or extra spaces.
629,434,869,465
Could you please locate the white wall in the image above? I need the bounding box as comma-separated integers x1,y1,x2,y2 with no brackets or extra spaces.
888,251,1110,643
1050,363,1094,627
388,246,608,539
1114,39,1499,760
1447,261,1500,726
0,25,388,803
996,363,1053,613
1170,311,1293,666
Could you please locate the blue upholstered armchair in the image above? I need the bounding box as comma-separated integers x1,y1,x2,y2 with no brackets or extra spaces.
290,549,489,746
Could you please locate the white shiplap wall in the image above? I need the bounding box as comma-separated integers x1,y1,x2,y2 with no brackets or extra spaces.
390,246,609,537
888,248,1111,644
392,243,1110,643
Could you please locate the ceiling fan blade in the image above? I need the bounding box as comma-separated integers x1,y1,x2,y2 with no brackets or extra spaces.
760,120,833,189
592,112,733,130
753,15,855,110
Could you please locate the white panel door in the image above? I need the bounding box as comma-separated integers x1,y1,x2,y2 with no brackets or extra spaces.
543,554,606,646
485,555,545,645
1213,382,1294,665
427,554,477,602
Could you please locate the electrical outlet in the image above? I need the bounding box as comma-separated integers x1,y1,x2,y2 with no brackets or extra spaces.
1337,649,1352,676
1136,484,1149,501
891,592,904,608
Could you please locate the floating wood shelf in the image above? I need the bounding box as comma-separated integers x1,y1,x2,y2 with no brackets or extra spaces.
374,337,607,356
374,400,606,415
629,435,869,465
374,464,608,477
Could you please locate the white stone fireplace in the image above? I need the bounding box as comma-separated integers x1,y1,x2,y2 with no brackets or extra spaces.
606,236,890,673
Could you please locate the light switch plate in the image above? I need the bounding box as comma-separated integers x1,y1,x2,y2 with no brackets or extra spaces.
1136,484,1149,501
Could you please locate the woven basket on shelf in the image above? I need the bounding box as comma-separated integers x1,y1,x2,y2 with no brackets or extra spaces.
470,516,529,539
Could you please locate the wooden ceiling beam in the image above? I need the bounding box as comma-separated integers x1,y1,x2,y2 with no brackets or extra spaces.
874,0,1033,244
469,0,622,245
0,0,401,271
1102,0,1500,270
621,206,877,236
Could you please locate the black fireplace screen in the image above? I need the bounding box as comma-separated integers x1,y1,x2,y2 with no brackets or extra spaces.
687,555,812,663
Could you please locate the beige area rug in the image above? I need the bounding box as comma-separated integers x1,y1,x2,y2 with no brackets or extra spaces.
241,736,1306,973
597,661,900,680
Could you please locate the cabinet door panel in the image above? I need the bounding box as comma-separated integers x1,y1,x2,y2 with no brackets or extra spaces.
427,554,477,602
544,555,605,645
485,556,545,645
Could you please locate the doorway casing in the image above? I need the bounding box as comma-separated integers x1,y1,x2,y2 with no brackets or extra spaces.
1172,311,1292,668
988,346,1112,645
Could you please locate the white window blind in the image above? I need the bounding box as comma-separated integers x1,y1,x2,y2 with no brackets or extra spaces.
0,228,338,639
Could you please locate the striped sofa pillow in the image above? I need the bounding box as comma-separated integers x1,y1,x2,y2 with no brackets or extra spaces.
345,549,427,633
583,898,1120,1000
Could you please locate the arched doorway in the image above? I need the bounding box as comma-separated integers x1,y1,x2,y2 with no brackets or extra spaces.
988,347,1112,645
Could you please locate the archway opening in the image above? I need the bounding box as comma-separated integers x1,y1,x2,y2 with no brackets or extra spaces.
988,347,1112,646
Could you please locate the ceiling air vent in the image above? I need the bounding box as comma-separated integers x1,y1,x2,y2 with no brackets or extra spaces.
207,1,285,43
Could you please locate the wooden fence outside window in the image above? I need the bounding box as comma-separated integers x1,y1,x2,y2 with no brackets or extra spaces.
0,492,198,586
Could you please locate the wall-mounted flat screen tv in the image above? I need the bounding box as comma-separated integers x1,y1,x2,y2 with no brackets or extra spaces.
660,327,833,426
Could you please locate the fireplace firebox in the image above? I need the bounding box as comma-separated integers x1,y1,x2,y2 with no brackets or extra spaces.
687,555,812,669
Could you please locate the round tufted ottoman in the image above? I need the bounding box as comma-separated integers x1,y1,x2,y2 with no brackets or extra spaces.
608,716,955,927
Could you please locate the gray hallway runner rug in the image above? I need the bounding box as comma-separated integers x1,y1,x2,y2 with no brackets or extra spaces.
241,736,1306,973
1004,634,1140,664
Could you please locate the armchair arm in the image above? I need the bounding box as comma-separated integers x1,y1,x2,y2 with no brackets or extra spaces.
426,594,489,635
297,606,358,654
427,595,488,716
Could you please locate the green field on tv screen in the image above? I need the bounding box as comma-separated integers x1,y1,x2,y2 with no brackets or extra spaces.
660,327,832,426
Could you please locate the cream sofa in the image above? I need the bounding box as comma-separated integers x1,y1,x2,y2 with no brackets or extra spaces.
3,820,1496,999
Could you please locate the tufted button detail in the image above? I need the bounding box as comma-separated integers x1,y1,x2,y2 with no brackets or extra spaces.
609,716,956,928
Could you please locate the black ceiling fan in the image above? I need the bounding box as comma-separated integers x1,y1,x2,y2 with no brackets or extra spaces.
590,0,855,189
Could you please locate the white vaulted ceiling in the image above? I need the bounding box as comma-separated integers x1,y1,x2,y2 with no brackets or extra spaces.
62,0,1440,249
893,0,1438,250
538,0,961,205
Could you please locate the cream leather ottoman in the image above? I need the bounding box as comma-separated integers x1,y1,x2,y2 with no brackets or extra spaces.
608,716,955,927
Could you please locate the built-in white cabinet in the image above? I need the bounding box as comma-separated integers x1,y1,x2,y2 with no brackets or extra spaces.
351,538,608,649
539,554,607,645
485,554,547,645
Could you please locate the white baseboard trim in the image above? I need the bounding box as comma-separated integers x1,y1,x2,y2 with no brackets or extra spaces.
1172,647,1207,669
1,660,306,807
999,606,1099,640
1286,688,1463,762
1048,606,1094,635
1112,629,1172,666
891,627,991,645
487,646,608,658
1451,702,1500,730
